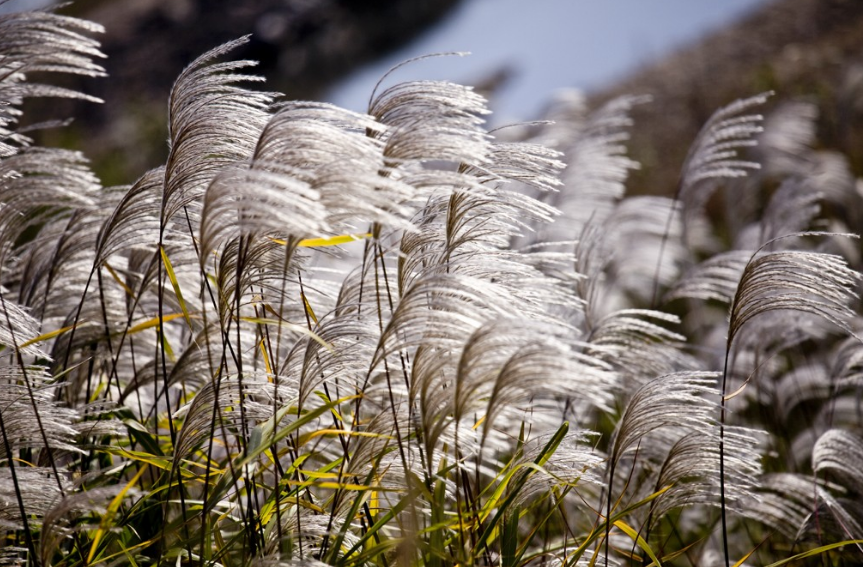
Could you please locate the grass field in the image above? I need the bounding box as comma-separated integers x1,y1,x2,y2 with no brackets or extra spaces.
1,7,863,567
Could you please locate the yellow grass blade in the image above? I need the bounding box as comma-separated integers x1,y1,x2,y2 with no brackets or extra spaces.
104,262,136,299
99,447,203,480
19,324,76,349
259,339,274,377
733,548,758,567
87,536,158,566
763,540,863,567
301,292,318,325
472,415,486,430
127,313,185,335
614,519,662,567
159,245,193,331
270,233,371,247
283,478,381,491
88,466,147,564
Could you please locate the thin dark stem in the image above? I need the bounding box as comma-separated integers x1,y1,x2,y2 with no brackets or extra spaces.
0,405,37,566
719,349,731,567
650,195,682,309
0,289,66,498
604,458,617,567
156,231,190,561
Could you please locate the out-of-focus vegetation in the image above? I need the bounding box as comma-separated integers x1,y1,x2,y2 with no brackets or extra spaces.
24,0,462,184
588,0,863,196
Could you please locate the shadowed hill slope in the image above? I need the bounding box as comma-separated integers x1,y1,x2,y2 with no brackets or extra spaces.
25,0,462,183
587,0,863,195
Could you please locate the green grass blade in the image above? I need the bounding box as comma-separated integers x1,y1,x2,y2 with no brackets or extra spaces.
763,540,863,567
474,422,568,555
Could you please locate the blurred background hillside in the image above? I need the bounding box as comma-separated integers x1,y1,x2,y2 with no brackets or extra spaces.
5,0,863,194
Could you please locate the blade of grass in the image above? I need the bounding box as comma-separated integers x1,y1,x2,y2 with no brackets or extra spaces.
270,233,371,247
763,540,863,567
613,519,662,567
159,245,193,331
474,422,569,555
565,484,673,566
18,323,77,349
87,466,148,564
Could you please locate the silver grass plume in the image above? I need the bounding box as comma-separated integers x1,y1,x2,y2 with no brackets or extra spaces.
579,196,686,319
667,249,751,305
647,94,770,313
743,472,863,553
14,189,116,330
95,169,163,265
0,292,48,359
743,473,821,539
174,373,294,460
601,371,762,564
0,10,104,156
755,100,819,179
0,467,67,533
678,92,769,229
0,148,99,262
368,76,490,167
533,93,646,243
162,36,273,222
813,429,863,501
256,102,416,232
723,100,821,242
511,428,605,507
606,371,753,494
199,166,326,258
693,237,862,566
0,365,80,454
727,243,861,346
585,309,698,388
758,177,824,245
605,196,687,306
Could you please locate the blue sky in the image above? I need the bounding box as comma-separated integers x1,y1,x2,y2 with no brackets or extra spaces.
0,0,54,13
2,0,767,123
327,0,766,122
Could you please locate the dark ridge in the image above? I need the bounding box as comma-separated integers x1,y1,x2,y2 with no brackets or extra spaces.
587,0,863,195
23,0,462,184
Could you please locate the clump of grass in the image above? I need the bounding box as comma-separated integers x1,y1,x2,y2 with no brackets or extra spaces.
1,7,863,567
